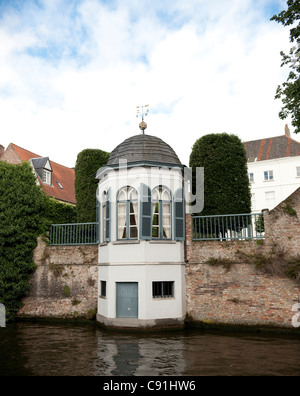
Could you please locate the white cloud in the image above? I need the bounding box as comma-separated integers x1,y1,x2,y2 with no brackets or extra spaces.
0,0,293,167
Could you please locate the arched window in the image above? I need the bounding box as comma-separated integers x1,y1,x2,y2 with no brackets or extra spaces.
117,186,138,240
152,186,171,239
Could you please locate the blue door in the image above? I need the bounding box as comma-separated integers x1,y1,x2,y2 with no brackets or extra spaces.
116,282,138,318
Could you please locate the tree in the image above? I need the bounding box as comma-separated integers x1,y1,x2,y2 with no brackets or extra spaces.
189,133,251,216
0,162,48,321
271,0,300,133
75,149,110,223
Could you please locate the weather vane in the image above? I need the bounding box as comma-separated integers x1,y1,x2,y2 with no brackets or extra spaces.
136,104,149,134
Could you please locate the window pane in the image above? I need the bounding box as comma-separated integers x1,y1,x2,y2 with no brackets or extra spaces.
162,189,170,201
118,189,127,201
129,188,138,200
152,188,160,200
130,226,138,238
100,281,106,297
162,203,171,238
152,282,174,298
265,191,275,208
102,205,106,242
152,202,159,238
118,202,127,239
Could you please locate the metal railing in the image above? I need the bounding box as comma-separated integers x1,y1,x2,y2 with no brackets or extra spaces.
49,223,99,246
192,213,265,241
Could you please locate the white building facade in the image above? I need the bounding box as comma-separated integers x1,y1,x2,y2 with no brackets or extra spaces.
95,134,186,329
245,128,300,213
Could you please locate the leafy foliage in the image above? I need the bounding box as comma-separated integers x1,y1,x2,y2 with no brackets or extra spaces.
75,149,110,223
0,162,48,321
271,0,300,133
189,133,251,216
45,197,77,224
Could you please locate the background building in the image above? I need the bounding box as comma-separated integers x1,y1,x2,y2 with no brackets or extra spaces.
245,126,300,213
0,143,76,205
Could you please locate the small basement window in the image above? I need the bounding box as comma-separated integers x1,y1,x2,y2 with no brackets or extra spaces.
100,281,106,298
152,281,174,298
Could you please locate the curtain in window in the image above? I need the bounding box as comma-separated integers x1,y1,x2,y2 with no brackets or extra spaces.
117,186,138,239
152,202,159,238
130,201,138,238
118,202,127,239
152,186,171,239
162,202,171,239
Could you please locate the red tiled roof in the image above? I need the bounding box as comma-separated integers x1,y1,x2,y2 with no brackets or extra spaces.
12,145,41,162
11,144,76,205
244,135,300,162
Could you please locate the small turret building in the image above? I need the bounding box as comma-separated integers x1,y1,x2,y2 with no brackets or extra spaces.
95,132,186,329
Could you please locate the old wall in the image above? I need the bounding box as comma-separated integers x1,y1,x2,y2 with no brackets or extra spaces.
17,238,98,320
18,188,300,329
185,188,300,331
0,143,22,164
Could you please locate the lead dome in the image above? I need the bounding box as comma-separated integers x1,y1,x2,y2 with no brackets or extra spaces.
107,134,181,166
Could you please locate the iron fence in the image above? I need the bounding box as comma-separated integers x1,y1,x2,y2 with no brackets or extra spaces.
50,222,99,246
192,213,265,241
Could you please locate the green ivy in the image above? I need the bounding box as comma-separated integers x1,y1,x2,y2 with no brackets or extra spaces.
45,197,77,224
75,149,110,223
0,162,48,321
0,161,78,322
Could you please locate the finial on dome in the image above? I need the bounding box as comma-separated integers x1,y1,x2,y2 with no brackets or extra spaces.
139,120,147,133
136,104,149,135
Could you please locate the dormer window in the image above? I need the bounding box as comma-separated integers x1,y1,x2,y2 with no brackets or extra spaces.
42,169,52,185
30,157,52,187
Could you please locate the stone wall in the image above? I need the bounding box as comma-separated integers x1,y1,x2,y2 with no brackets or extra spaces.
17,238,98,320
185,188,300,331
18,188,300,330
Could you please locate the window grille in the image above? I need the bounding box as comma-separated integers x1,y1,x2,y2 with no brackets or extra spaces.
152,281,174,298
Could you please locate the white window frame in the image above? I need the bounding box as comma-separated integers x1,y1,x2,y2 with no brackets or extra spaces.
42,169,52,185
152,186,172,240
249,173,254,183
265,191,275,209
117,186,138,240
152,281,174,298
296,167,300,178
264,170,274,181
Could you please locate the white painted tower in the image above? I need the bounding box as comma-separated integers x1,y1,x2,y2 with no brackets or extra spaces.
95,127,186,329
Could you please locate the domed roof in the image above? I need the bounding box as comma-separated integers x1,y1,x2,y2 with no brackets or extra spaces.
107,134,181,166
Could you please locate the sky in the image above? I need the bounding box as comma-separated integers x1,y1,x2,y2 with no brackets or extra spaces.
0,0,294,168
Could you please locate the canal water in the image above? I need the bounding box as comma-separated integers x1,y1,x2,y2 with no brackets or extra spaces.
1,321,300,376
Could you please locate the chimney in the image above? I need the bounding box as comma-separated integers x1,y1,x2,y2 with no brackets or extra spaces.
285,124,291,138
0,145,4,159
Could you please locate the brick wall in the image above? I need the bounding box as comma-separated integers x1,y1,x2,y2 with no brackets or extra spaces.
17,188,300,329
0,144,21,164
185,187,300,331
17,238,98,320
